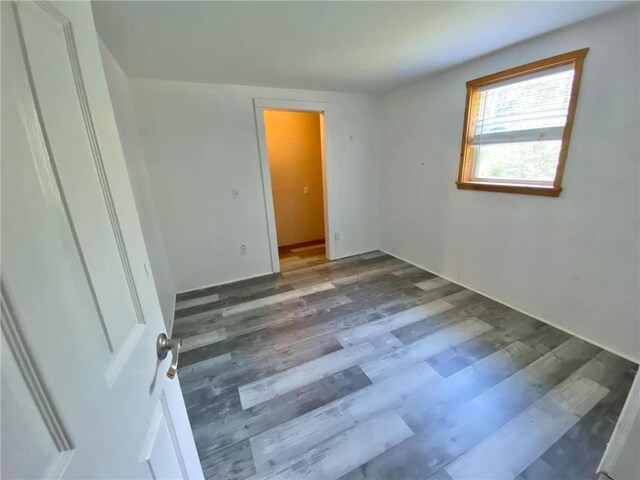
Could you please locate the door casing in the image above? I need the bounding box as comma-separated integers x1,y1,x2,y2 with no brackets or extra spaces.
253,98,335,272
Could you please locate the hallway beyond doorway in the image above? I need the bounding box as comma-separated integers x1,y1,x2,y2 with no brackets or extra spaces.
264,109,327,264
278,239,327,266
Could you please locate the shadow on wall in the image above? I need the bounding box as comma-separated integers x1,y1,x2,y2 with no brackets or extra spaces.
264,110,325,247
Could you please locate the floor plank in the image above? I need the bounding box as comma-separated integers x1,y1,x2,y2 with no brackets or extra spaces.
444,375,609,479
176,292,221,311
361,317,493,382
239,341,391,409
182,328,228,352
335,298,455,347
191,365,372,454
248,411,413,480
221,282,336,317
249,363,438,473
174,246,637,480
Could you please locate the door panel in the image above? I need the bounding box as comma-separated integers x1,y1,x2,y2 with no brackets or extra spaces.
141,396,184,480
0,332,72,479
17,0,140,350
0,1,203,478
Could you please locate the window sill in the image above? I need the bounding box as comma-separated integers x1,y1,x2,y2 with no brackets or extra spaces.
456,181,562,197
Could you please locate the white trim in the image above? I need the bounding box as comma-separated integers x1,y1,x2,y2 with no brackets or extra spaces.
254,103,279,272
138,399,163,463
330,250,375,261
253,98,335,273
159,391,189,480
175,243,379,296
175,270,273,295
1,284,75,464
104,325,146,387
598,370,640,474
381,249,640,364
467,177,555,187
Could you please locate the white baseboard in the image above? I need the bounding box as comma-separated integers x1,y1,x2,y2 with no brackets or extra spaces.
176,270,275,296
331,246,380,261
381,249,639,365
176,245,379,296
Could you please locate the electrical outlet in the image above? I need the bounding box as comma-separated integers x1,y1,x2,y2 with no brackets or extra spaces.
334,232,340,242
303,186,309,195
232,189,240,200
240,244,248,256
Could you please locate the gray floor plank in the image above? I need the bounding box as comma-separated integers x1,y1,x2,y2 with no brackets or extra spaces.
519,356,637,479
249,362,439,473
444,375,609,479
361,317,493,382
176,292,221,311
425,316,542,377
182,328,228,352
176,284,297,320
341,339,604,480
238,340,392,409
335,298,455,347
199,438,256,480
248,411,413,480
415,277,452,291
221,282,336,317
174,246,637,480
189,366,372,455
339,341,544,480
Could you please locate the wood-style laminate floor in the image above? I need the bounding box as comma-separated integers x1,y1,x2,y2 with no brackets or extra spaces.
174,243,637,480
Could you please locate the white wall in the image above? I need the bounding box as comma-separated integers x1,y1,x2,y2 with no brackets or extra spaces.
99,41,176,329
377,5,640,362
129,80,379,292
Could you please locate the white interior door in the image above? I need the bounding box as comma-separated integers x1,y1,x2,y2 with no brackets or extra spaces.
1,1,203,478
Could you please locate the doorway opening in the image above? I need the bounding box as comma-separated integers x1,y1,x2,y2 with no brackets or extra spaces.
254,99,334,273
264,109,327,267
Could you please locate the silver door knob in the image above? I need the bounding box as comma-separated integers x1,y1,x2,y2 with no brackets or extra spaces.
157,333,182,379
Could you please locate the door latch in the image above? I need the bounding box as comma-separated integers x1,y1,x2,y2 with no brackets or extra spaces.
156,333,182,379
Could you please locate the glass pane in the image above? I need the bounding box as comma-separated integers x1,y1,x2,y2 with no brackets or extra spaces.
473,141,562,182
475,68,574,136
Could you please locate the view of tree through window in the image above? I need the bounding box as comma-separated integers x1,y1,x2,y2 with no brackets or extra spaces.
471,67,573,182
457,49,587,196
474,141,562,181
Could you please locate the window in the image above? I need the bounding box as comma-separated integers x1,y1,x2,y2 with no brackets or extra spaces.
456,49,588,197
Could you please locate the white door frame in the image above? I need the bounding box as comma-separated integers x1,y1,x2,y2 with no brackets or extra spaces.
253,98,335,273
597,371,640,477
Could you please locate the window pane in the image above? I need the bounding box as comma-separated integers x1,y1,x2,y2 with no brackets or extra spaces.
475,67,574,136
473,141,561,182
